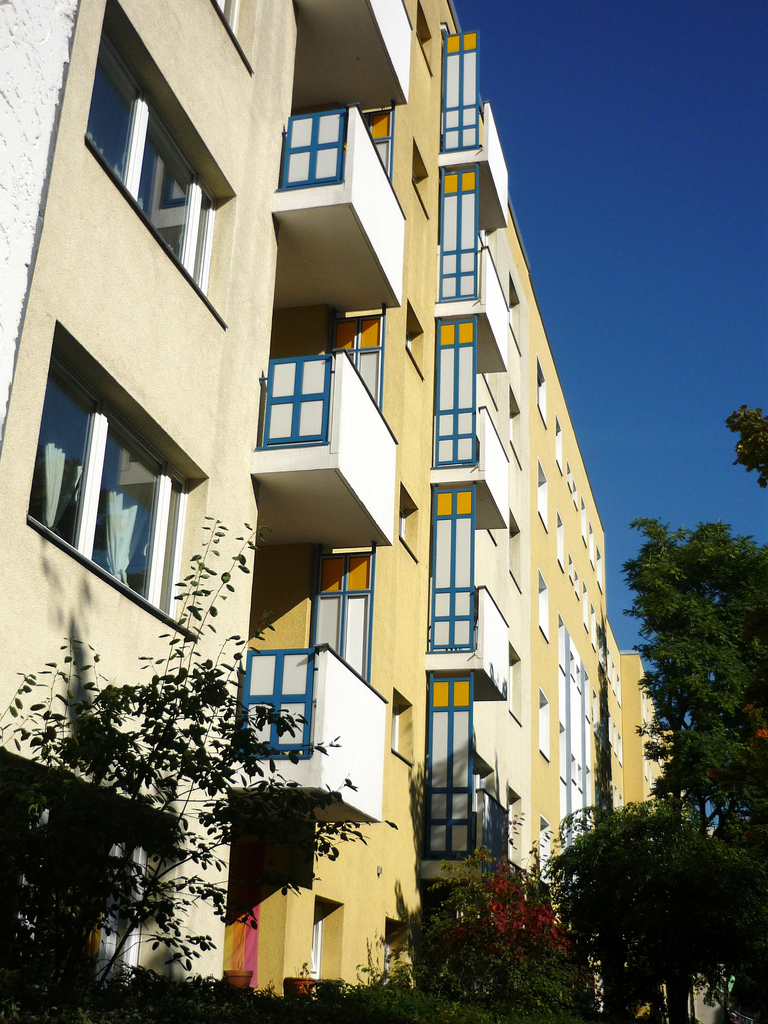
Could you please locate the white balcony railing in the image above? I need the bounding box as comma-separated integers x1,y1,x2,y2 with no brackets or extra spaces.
273,106,405,311
252,350,397,547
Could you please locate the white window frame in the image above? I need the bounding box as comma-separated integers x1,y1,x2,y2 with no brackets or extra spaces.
556,512,564,569
555,417,562,471
31,359,186,615
537,462,547,529
536,360,546,424
214,0,240,32
590,604,596,648
539,815,551,868
596,545,603,591
582,583,589,630
538,571,549,640
588,523,595,566
538,689,550,759
580,498,587,543
88,37,215,291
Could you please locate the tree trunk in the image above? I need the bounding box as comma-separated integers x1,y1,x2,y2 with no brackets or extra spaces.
666,974,690,1024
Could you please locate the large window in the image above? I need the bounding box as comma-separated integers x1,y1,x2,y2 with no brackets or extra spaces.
29,359,186,613
314,552,374,681
86,36,215,291
334,314,384,407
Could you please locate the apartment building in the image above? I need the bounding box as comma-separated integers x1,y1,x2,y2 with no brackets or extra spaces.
0,0,653,992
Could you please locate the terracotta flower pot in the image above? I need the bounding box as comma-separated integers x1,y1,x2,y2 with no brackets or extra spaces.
223,969,253,988
283,976,316,998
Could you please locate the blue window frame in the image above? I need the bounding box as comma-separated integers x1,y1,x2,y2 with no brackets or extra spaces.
439,168,479,301
262,355,332,447
314,552,375,682
426,675,474,858
430,487,475,652
364,108,395,180
434,318,477,466
281,109,346,189
442,32,479,152
243,648,315,757
334,312,385,407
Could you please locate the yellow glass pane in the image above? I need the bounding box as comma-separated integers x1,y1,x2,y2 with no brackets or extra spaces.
458,321,474,345
436,491,453,517
360,318,380,348
370,112,390,139
446,35,460,53
433,680,450,707
444,173,458,194
321,557,344,592
440,323,456,346
335,320,356,350
456,490,473,515
348,555,371,590
464,32,477,50
461,171,476,192
454,679,470,707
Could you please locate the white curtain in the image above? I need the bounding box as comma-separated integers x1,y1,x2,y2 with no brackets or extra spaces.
105,491,138,583
43,443,65,528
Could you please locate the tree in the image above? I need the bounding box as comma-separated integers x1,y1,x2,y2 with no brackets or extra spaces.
726,405,768,489
0,520,363,996
623,518,768,837
415,850,580,1013
549,801,768,1024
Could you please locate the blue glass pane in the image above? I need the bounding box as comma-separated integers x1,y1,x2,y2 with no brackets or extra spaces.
86,45,136,181
137,113,191,262
28,371,92,545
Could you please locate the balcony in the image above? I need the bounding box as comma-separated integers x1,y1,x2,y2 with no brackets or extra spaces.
251,351,397,547
292,0,411,109
432,407,509,531
244,645,387,823
439,102,508,231
273,106,405,311
427,586,509,701
436,247,509,374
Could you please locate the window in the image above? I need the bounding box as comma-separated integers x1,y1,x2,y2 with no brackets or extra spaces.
536,360,546,424
555,417,563,471
508,386,520,455
334,314,384,407
411,139,429,210
566,461,573,494
405,302,424,370
508,514,520,587
593,689,599,733
415,1,432,68
214,0,239,31
568,553,573,582
556,512,564,568
580,498,587,543
391,690,413,761
538,571,548,639
590,604,596,648
365,108,394,179
588,523,595,566
86,36,214,291
29,359,186,613
509,646,522,722
573,567,579,599
536,462,547,528
398,484,418,552
618,731,623,765
310,904,324,979
315,552,374,680
539,815,551,868
596,545,603,591
582,583,589,630
538,690,550,759
97,845,147,979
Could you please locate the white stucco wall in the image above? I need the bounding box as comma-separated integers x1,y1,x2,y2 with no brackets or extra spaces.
0,0,79,454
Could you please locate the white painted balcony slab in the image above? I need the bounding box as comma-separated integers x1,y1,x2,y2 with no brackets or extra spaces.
426,586,509,702
252,352,397,547
431,407,509,531
293,0,411,108
273,106,405,311
439,102,508,231
436,247,509,374
272,647,387,823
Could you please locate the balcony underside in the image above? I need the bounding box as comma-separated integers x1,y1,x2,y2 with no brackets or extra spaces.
273,203,400,312
293,0,410,109
425,651,507,702
253,461,391,548
431,465,506,531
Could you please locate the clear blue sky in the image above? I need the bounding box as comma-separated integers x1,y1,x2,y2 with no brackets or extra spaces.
457,0,768,648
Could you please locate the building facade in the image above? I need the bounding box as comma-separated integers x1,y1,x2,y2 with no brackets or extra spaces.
0,0,653,990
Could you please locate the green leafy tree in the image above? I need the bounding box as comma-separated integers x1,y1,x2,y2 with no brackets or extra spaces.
726,405,768,488
623,518,768,837
415,850,580,1013
549,801,768,1024
0,520,363,997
